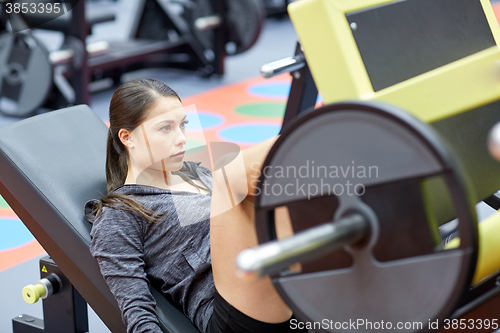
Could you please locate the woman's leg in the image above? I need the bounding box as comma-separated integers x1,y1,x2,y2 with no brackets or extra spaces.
210,136,296,323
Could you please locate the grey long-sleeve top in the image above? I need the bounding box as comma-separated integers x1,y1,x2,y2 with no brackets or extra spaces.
85,161,215,333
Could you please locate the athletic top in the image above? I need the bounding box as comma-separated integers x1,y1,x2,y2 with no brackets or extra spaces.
85,161,214,333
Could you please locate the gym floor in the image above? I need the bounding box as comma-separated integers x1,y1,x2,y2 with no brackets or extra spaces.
1,1,500,332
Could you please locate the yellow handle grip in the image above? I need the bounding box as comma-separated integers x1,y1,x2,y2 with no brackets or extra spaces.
22,283,46,305
472,210,500,285
445,210,500,285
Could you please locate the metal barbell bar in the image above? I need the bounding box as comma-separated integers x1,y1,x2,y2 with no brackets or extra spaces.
236,213,370,280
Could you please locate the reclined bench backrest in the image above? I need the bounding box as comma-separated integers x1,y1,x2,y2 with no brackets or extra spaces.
0,105,200,333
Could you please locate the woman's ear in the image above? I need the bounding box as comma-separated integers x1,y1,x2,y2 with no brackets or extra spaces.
118,128,133,149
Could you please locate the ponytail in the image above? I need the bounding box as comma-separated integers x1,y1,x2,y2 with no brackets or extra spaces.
105,127,127,193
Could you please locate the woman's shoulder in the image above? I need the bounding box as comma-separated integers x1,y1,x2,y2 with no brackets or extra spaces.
84,199,142,228
85,201,148,248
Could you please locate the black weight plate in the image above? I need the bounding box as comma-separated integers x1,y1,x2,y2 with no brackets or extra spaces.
226,0,265,55
183,0,264,55
185,0,215,51
254,101,478,332
0,32,52,117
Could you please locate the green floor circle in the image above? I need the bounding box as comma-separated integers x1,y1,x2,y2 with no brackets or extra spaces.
235,103,286,118
0,195,9,209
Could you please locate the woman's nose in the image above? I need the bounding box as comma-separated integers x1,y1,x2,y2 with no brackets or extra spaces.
175,128,187,146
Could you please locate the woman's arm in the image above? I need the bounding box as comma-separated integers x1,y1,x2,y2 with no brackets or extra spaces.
90,208,163,333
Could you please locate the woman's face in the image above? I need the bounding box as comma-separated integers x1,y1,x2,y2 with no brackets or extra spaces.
127,96,187,175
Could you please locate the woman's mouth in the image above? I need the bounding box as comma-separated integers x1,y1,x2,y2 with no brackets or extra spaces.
171,151,185,159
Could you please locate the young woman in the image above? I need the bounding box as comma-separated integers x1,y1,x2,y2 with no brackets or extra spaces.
85,79,305,333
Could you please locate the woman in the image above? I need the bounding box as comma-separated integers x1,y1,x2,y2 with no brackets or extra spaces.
85,79,304,333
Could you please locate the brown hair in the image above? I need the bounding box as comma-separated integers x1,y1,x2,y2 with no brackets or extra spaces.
93,78,191,222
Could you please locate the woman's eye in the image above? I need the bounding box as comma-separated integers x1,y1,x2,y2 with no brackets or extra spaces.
161,120,188,132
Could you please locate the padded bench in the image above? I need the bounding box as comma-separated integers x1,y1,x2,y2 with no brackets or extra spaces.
0,105,200,333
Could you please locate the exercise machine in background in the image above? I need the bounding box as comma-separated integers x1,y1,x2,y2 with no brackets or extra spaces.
262,0,298,18
243,0,500,331
0,0,265,117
